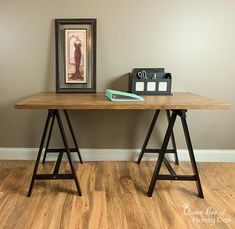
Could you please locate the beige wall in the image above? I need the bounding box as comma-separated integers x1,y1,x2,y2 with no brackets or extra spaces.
0,0,234,149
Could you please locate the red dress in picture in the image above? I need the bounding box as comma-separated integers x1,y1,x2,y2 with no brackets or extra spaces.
73,42,83,80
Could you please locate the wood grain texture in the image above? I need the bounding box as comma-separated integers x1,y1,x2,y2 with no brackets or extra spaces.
0,160,234,229
15,92,230,110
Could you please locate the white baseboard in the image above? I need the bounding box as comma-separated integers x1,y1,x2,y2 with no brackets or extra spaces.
0,148,234,162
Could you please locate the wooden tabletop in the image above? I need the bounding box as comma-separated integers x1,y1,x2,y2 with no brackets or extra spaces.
15,92,230,110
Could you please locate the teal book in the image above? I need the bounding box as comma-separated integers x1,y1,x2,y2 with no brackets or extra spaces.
105,89,144,102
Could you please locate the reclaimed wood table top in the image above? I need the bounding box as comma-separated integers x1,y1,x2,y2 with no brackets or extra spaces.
15,92,230,110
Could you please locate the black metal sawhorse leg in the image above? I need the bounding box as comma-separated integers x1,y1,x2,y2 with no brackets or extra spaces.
42,110,83,164
137,110,179,164
147,110,204,198
166,110,179,164
27,109,82,197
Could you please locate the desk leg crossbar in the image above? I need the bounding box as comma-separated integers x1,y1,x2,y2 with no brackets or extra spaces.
137,109,204,198
28,109,82,197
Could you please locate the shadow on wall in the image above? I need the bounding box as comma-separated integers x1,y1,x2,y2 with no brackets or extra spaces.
44,19,56,91
107,73,130,92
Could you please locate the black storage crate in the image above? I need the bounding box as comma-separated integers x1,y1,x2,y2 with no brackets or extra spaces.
129,68,172,95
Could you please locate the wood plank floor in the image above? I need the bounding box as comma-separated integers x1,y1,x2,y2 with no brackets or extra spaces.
0,160,234,229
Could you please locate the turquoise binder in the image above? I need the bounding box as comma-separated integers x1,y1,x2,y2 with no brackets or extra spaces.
105,89,144,102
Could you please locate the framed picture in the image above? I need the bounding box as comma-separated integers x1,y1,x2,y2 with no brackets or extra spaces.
55,19,96,92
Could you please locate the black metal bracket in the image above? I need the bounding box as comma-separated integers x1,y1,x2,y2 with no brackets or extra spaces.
27,109,82,197
138,109,204,198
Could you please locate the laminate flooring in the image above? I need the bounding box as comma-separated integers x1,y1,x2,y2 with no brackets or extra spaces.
0,161,234,229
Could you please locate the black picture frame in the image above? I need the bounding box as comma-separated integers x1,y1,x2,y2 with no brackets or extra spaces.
55,18,96,93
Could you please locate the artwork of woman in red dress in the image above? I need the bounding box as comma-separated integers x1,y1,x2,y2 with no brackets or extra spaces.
66,30,86,83
73,41,83,80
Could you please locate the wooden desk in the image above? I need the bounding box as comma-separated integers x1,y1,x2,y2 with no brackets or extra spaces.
16,92,229,110
15,92,230,197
